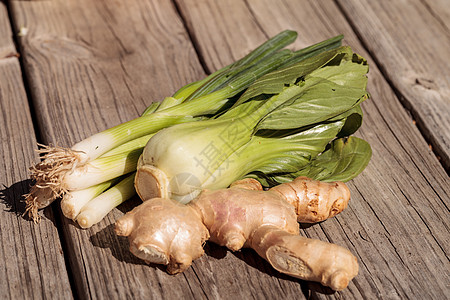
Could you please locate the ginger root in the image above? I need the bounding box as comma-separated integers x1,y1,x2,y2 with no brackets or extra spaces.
270,176,351,223
115,177,358,291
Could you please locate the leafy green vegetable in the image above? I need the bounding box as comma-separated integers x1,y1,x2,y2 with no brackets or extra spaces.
237,120,347,177
258,79,367,130
335,105,363,138
236,46,345,105
257,47,369,130
136,45,372,203
252,136,372,185
303,136,372,182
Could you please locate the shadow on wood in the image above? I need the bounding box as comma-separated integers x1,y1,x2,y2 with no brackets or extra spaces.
203,239,334,297
89,223,146,265
0,179,29,216
1,179,59,226
115,195,142,214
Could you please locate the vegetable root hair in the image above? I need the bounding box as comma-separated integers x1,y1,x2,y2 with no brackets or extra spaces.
24,191,40,223
24,184,59,223
26,144,85,222
30,144,84,184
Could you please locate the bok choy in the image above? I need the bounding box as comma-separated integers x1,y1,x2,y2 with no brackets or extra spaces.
135,46,372,204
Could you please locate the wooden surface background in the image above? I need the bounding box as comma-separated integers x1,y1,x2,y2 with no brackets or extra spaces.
0,0,448,299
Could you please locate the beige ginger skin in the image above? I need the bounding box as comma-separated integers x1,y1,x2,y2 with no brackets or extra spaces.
115,177,358,291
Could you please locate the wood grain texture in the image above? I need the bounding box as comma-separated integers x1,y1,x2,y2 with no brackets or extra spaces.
0,2,16,59
9,0,231,299
177,0,450,298
422,0,450,30
335,0,450,171
174,0,269,73
11,0,205,146
6,0,449,299
0,2,72,299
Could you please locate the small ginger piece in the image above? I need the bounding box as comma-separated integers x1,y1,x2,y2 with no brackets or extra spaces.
115,198,209,274
270,176,350,223
251,225,358,291
116,177,357,290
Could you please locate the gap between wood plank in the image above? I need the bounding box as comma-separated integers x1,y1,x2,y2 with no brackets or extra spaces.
4,2,78,299
242,0,270,40
171,0,212,74
333,0,449,175
419,0,450,33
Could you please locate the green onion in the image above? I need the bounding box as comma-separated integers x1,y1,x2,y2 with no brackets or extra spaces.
62,149,141,191
76,173,136,228
61,179,117,220
99,134,153,158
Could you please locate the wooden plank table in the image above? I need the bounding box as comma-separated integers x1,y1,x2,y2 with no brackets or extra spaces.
1,0,448,299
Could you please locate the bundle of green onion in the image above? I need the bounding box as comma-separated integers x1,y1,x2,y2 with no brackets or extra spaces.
25,30,371,228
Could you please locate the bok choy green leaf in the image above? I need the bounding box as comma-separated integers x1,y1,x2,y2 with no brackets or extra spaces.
252,136,372,185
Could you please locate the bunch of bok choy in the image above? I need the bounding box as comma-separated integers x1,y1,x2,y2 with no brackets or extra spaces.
26,30,346,226
135,46,372,203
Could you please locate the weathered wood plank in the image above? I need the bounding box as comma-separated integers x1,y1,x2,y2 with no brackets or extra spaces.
174,0,269,73
0,2,72,299
335,0,450,171
422,0,450,30
8,0,271,299
8,0,449,299
176,0,450,299
11,0,205,144
0,2,15,58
